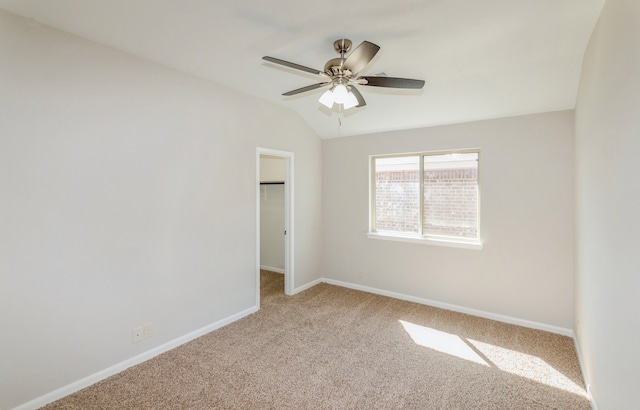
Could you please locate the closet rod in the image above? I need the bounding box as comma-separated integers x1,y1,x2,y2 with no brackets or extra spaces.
260,182,284,185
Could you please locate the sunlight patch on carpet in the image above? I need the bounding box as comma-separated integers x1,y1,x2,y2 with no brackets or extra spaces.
467,339,588,397
400,320,587,397
399,320,489,366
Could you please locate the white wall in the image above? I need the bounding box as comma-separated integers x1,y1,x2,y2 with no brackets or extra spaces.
574,0,640,407
260,155,286,182
322,111,575,330
0,10,321,409
260,156,285,272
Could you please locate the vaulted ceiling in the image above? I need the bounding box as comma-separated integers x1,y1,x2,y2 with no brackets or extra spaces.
0,0,605,138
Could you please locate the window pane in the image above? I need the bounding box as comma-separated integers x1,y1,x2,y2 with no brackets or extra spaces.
423,153,478,238
374,156,420,234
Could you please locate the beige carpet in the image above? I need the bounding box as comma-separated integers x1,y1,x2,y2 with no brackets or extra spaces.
43,271,589,409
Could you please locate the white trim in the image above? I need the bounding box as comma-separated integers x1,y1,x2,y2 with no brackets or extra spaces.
255,152,261,308
292,278,322,295
321,278,573,337
574,335,597,409
12,306,258,410
367,232,483,250
260,265,284,274
284,155,294,295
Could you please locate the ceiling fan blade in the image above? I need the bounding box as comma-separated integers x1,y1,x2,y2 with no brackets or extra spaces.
343,41,380,75
359,76,425,89
349,85,367,107
282,82,330,96
262,56,323,76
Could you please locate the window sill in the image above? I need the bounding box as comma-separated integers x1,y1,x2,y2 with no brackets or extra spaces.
367,232,483,250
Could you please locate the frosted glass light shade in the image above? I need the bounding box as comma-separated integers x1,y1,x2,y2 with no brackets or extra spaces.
319,89,334,108
318,85,358,110
333,84,348,104
343,91,359,109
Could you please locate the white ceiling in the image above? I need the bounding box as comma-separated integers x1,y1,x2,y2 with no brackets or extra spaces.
0,0,605,138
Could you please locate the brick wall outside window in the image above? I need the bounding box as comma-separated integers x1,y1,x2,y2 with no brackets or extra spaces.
424,168,478,238
375,170,420,233
375,168,478,238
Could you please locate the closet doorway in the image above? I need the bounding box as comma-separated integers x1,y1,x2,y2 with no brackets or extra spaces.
256,148,294,307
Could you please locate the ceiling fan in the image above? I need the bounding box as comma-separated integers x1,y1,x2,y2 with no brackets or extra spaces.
262,39,425,110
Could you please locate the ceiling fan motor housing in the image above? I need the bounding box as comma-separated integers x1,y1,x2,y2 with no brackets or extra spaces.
324,58,353,77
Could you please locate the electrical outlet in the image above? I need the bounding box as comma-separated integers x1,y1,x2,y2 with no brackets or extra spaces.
132,326,143,343
143,323,153,339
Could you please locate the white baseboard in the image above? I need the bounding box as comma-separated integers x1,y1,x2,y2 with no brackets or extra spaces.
321,278,574,337
292,278,322,295
573,334,597,409
260,265,284,274
13,305,259,410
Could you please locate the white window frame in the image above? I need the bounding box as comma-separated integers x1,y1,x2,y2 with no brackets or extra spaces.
368,149,483,250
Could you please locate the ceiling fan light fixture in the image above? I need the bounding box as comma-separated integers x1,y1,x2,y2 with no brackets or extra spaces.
319,89,334,108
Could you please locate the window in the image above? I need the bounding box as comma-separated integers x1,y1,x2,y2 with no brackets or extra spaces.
369,150,481,249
